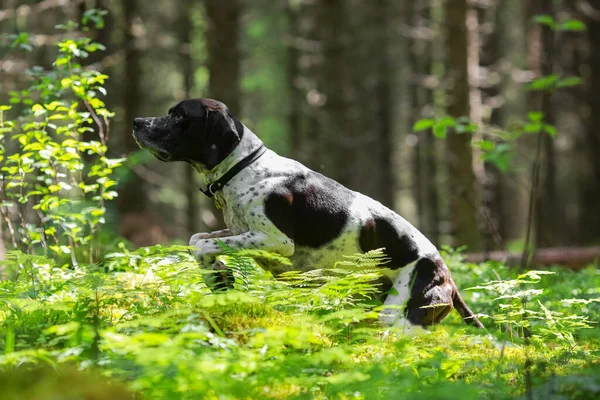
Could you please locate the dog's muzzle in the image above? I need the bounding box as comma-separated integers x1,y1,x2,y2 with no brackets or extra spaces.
132,118,171,161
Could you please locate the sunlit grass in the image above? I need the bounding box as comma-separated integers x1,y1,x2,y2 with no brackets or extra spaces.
0,246,599,399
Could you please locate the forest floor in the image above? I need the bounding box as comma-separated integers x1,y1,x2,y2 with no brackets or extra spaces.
0,246,599,399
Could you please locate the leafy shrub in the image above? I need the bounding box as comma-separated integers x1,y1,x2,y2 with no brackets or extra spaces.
0,10,121,265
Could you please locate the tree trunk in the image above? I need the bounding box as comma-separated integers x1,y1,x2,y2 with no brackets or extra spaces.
177,0,198,238
205,0,241,116
493,0,529,245
118,0,146,230
583,0,600,242
535,0,565,247
445,0,482,251
373,0,395,208
411,0,440,245
204,0,241,230
283,0,321,170
316,0,349,185
286,3,302,160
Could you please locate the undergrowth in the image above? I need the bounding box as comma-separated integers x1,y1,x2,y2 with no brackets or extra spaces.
0,246,599,399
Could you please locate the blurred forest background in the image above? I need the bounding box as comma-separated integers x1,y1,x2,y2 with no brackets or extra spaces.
1,0,599,256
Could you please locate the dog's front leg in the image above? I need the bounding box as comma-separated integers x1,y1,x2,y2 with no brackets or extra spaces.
189,230,235,292
191,230,294,292
378,262,424,335
189,229,234,244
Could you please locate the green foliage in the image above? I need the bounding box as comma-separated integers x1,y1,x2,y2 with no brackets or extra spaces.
470,270,593,345
413,116,477,139
532,15,587,32
0,11,121,264
414,11,586,177
528,74,583,91
414,112,558,173
0,245,599,399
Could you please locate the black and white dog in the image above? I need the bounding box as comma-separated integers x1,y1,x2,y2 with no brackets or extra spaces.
133,98,483,331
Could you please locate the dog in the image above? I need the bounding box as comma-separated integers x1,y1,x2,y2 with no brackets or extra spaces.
133,98,484,330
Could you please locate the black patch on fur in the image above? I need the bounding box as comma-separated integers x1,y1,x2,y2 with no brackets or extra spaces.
404,257,454,326
264,172,353,248
358,217,420,269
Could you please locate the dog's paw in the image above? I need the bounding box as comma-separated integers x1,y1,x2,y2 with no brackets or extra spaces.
204,259,235,292
189,232,212,246
192,246,216,266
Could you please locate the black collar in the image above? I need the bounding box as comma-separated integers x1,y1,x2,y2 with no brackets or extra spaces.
200,145,267,198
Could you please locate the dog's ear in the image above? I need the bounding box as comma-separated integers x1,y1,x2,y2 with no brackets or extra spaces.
202,106,244,170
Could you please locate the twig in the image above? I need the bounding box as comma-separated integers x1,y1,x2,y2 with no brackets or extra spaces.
132,164,177,188
578,0,600,21
83,100,106,146
520,132,542,269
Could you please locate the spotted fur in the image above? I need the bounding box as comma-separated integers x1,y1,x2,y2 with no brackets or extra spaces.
133,98,484,330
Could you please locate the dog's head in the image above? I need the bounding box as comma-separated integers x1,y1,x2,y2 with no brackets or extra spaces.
132,98,244,170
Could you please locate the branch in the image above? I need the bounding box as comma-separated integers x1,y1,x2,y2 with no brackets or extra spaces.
578,0,600,21
0,0,85,22
466,247,600,269
132,164,177,188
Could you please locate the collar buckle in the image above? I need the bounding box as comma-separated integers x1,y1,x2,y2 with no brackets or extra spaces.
208,182,220,196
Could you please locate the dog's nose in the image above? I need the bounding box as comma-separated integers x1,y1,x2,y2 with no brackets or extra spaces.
133,118,145,130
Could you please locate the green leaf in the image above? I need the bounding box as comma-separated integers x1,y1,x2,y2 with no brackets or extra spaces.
438,116,456,127
474,140,494,151
544,125,557,137
556,76,583,88
55,56,70,67
433,124,447,139
456,121,477,134
559,19,586,32
524,122,542,133
528,112,544,122
533,15,556,29
413,119,435,131
44,101,63,111
529,75,559,91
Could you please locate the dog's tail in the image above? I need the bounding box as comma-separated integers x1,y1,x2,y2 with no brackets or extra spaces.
452,289,484,328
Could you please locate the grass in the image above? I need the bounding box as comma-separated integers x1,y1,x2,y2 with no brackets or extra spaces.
0,245,599,399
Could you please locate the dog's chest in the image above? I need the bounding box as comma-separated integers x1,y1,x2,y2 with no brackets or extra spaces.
220,192,262,234
219,177,274,235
